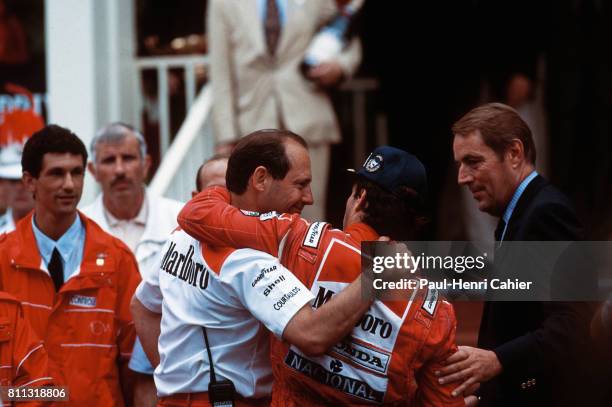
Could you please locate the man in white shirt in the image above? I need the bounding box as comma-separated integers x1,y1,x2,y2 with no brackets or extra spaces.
82,122,183,407
132,129,373,404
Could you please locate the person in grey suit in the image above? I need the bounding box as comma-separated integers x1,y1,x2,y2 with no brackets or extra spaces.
207,0,361,221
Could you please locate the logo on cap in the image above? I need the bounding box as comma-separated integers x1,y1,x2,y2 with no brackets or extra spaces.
364,154,383,173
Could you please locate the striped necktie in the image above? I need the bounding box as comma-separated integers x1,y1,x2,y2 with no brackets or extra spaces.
265,0,281,55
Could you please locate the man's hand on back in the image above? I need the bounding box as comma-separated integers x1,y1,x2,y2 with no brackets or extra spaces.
436,345,502,397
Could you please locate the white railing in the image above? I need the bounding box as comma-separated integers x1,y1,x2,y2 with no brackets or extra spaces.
133,55,209,157
148,85,214,202
136,54,385,201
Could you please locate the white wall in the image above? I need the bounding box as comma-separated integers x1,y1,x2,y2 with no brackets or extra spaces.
45,0,136,206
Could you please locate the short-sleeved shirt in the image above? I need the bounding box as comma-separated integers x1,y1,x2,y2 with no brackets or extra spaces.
136,228,314,397
177,186,465,406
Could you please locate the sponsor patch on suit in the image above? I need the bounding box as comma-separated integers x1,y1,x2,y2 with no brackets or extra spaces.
70,295,97,308
303,222,326,249
259,211,278,221
421,288,438,316
331,338,392,375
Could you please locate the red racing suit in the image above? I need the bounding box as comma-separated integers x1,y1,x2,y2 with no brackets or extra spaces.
0,291,52,407
0,212,141,406
177,187,465,406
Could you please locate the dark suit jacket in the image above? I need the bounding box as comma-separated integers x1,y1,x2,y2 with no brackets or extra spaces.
478,175,602,406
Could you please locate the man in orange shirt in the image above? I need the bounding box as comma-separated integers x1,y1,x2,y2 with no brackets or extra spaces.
0,291,52,391
0,125,141,406
178,146,472,406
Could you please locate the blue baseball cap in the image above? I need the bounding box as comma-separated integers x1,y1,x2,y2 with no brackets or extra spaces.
348,146,427,199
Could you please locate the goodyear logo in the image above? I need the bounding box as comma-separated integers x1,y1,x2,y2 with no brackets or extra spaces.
422,288,439,315
303,222,325,249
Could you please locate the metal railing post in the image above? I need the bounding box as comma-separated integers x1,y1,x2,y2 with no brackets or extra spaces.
157,65,170,155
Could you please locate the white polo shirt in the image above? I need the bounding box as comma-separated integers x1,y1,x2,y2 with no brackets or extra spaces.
136,229,314,397
101,195,148,252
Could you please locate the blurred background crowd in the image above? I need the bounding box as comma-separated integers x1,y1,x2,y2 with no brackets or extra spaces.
1,0,609,240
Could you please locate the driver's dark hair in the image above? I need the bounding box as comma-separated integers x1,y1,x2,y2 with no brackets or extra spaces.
353,176,428,240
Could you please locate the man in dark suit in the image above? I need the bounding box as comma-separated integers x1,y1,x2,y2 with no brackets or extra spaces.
437,103,600,406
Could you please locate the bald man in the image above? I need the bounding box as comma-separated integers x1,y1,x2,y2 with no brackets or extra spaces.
192,155,229,197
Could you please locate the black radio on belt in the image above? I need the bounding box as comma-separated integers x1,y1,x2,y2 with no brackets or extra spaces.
208,379,236,407
202,326,236,407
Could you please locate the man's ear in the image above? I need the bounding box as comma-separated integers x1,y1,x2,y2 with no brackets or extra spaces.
143,154,152,179
355,188,368,212
507,139,525,168
22,171,36,195
87,162,97,179
251,166,269,192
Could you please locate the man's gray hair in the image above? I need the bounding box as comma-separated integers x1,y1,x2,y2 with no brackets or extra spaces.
90,122,148,163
